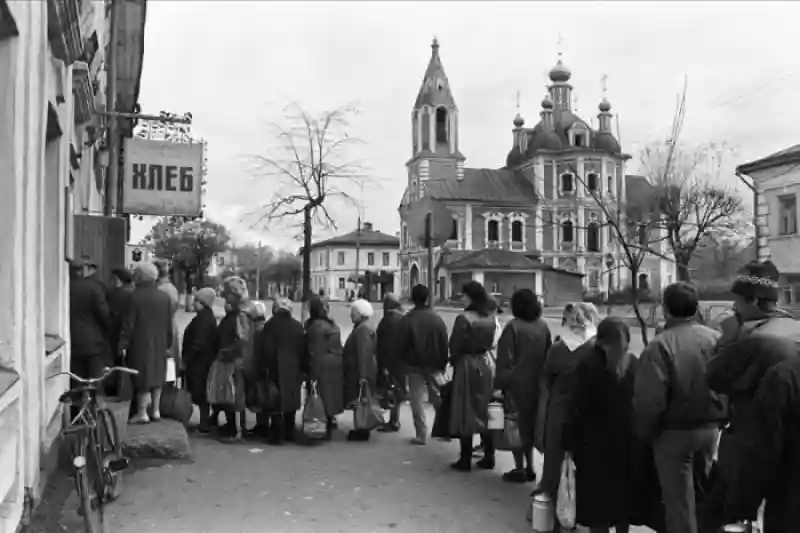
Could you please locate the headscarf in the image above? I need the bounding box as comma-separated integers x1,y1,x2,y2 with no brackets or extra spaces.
383,293,402,313
195,287,217,308
272,297,292,315
351,298,374,319
222,275,249,302
308,296,331,322
134,262,159,283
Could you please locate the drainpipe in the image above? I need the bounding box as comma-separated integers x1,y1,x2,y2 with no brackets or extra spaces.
736,171,760,260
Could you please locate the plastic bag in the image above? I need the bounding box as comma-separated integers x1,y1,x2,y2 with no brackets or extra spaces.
353,381,384,431
302,381,328,440
557,453,577,529
206,359,236,406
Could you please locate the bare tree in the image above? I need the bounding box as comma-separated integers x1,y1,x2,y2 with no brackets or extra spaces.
248,103,366,301
641,140,743,281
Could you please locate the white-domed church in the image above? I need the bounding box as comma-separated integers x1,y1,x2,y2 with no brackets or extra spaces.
397,39,675,305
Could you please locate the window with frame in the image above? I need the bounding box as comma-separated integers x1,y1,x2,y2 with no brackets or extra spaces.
586,173,599,193
638,273,650,290
561,220,574,243
588,270,599,288
574,133,585,148
638,223,648,246
338,277,346,289
511,220,523,242
318,253,324,267
561,173,574,193
778,194,798,235
487,219,500,242
367,252,375,266
587,222,600,252
449,218,458,240
382,252,390,266
337,251,345,265
491,283,499,293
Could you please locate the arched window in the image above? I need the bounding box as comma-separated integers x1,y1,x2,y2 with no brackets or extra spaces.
561,173,574,193
587,222,600,252
587,173,599,192
449,218,458,240
421,109,430,148
561,220,574,243
435,107,449,145
511,220,523,242
487,219,499,242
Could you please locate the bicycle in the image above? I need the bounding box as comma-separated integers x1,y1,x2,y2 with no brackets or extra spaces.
53,366,139,533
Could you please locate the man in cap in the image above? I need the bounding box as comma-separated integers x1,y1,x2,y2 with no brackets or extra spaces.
69,257,113,381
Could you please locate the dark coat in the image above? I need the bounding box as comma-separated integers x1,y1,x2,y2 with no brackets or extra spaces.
215,302,260,411
70,276,113,360
376,308,404,386
260,312,305,413
305,317,345,416
725,354,800,533
118,283,173,390
107,284,134,355
343,319,378,406
569,347,640,528
447,310,495,437
181,306,218,405
399,306,449,372
494,318,551,448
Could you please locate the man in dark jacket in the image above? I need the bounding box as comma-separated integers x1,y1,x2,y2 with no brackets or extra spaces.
376,293,405,432
399,284,449,445
106,267,136,397
70,258,113,381
633,282,727,533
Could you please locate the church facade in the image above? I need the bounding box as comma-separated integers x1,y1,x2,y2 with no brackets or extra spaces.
397,39,675,303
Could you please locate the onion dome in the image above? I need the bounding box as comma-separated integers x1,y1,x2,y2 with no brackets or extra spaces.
593,132,621,154
549,59,571,83
531,131,563,152
541,95,554,109
599,98,611,112
513,113,525,128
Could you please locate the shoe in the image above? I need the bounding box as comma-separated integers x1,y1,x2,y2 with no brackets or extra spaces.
450,460,471,472
129,413,150,425
502,468,528,483
526,469,536,482
476,457,495,470
378,422,401,433
150,411,161,422
410,437,426,446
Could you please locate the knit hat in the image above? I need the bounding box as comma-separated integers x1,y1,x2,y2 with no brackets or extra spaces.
351,298,374,318
195,287,217,308
731,260,780,301
222,275,249,301
134,262,159,283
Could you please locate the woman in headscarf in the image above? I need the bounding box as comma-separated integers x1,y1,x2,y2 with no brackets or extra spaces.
182,287,219,432
343,299,379,442
305,296,345,440
208,276,260,442
258,297,305,444
376,293,405,433
154,259,181,382
448,281,498,472
532,302,599,502
494,289,552,483
119,262,174,424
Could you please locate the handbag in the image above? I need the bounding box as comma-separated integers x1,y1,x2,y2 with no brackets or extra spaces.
206,359,236,406
301,381,328,440
245,379,281,414
353,380,384,431
431,381,453,440
556,453,577,529
493,413,523,451
159,383,193,425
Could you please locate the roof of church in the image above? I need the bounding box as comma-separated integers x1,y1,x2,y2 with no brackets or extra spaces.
424,168,537,204
441,248,583,276
414,37,456,109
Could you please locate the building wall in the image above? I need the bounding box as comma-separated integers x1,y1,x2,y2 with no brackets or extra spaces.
309,244,399,300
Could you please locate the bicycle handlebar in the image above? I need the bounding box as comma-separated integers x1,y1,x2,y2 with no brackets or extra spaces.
51,366,139,385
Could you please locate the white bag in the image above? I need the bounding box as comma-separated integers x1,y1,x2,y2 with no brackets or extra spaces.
557,453,577,529
166,357,177,383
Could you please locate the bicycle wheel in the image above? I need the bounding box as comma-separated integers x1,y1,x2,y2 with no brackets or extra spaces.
74,433,104,533
97,408,125,501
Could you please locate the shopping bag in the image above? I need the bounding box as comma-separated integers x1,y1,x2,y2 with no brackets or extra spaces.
494,412,523,451
431,381,453,440
353,381,384,431
302,381,328,440
166,357,177,383
206,359,236,406
245,379,281,414
557,453,577,529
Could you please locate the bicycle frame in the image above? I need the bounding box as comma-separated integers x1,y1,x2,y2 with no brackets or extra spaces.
62,387,106,496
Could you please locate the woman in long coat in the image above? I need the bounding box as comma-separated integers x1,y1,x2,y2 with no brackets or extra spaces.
494,289,551,483
343,299,378,441
568,317,637,533
119,262,174,424
182,287,219,432
305,296,345,439
259,297,305,444
448,281,497,472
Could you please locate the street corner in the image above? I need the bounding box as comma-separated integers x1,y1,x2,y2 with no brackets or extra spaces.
123,419,194,462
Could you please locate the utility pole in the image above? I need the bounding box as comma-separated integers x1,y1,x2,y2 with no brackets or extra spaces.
353,182,364,300
255,240,262,300
103,0,118,216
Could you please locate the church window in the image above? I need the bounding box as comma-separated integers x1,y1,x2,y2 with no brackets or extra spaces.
588,270,599,288
587,222,600,252
561,220,574,243
421,110,430,148
511,220,523,242
574,133,585,148
449,218,458,240
487,220,499,242
587,173,599,192
561,173,574,193
435,107,449,145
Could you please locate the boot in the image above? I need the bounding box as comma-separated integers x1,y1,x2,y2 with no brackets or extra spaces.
283,412,296,442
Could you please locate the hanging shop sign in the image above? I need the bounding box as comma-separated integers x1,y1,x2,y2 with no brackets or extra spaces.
122,138,204,216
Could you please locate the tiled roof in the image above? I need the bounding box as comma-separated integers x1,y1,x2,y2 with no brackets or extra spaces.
736,144,800,174
425,168,537,204
309,228,399,249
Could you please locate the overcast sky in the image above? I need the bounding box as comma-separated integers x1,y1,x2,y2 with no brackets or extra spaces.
130,1,800,250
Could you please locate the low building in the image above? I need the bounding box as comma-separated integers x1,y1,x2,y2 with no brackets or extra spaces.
306,223,400,301
737,144,800,307
397,39,673,304
0,0,145,528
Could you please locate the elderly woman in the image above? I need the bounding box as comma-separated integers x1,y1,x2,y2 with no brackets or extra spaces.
154,259,181,381
119,262,174,424
305,296,345,440
208,276,261,442
182,287,219,432
448,281,498,472
343,299,379,442
533,302,600,502
494,289,552,483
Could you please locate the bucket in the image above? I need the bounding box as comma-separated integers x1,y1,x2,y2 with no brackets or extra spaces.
487,401,504,430
531,493,554,532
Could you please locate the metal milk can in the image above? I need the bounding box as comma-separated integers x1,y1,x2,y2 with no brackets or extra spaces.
531,493,555,532
487,401,504,430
